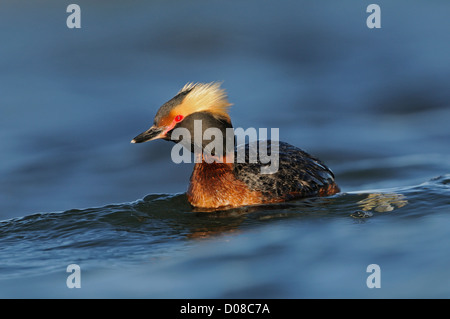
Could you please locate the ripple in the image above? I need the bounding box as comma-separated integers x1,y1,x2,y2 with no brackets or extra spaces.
0,175,449,296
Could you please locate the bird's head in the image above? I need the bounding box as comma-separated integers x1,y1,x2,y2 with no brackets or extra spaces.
131,82,234,157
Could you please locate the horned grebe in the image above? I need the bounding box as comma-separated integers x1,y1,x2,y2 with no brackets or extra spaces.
131,82,340,209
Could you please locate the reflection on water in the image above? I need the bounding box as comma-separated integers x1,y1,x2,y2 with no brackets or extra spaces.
350,192,408,218
357,193,408,213
0,175,449,298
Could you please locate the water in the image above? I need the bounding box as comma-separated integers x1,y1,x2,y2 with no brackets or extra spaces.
1,1,450,298
1,176,450,298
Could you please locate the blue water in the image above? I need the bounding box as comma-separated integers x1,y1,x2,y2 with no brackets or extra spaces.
1,1,450,298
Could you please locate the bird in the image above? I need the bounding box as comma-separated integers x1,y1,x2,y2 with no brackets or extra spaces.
131,82,340,209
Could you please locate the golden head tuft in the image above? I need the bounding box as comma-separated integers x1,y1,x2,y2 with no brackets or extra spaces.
174,82,232,120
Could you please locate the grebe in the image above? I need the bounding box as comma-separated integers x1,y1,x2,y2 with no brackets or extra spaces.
131,82,340,209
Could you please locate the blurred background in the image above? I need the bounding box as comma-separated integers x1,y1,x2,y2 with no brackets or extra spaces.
1,0,450,299
1,0,449,218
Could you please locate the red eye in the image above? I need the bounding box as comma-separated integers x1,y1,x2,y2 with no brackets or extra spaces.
174,115,184,122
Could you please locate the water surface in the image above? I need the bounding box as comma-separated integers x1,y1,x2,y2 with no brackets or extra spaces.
1,1,449,298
